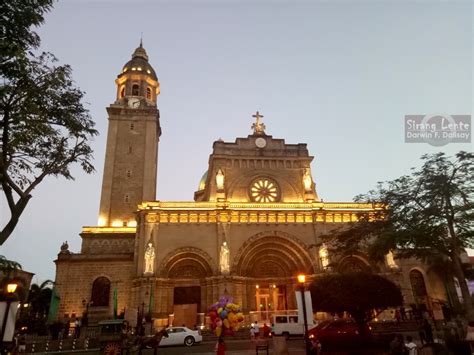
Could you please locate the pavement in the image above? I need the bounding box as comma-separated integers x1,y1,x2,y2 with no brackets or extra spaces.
27,338,308,354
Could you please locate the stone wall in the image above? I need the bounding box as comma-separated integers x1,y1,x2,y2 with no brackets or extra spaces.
54,253,134,320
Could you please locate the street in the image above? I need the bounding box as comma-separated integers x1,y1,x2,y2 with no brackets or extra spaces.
143,338,306,354
42,338,307,355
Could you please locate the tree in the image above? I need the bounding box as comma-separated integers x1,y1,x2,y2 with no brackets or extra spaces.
0,0,54,60
1,0,98,244
309,272,402,334
0,255,22,274
326,151,474,319
16,280,53,334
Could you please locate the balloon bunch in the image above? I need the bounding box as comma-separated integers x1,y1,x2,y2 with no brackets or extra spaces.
208,296,244,337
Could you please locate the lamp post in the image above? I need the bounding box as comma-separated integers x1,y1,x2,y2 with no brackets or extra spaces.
138,302,145,336
1,282,18,344
81,299,90,327
297,274,311,355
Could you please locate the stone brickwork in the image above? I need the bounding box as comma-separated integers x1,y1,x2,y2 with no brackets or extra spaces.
55,253,134,320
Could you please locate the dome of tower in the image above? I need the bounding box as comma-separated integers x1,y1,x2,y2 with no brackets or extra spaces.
119,42,158,81
198,170,208,191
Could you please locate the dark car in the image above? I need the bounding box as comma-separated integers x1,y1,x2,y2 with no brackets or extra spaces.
308,319,372,349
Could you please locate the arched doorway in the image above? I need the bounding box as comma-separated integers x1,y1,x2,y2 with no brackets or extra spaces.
160,248,214,327
233,232,314,322
90,277,111,307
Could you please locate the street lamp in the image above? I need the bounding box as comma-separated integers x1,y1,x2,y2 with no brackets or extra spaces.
297,274,311,355
1,282,18,343
81,299,91,326
136,302,146,335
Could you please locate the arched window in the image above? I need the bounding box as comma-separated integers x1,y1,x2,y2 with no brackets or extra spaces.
120,86,125,98
338,256,369,273
132,84,139,96
146,87,152,100
410,270,427,303
90,277,111,307
249,177,280,202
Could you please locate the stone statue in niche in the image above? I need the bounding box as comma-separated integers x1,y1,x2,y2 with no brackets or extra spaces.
220,241,230,274
144,242,155,275
303,168,312,192
319,244,329,269
216,168,225,191
385,250,398,269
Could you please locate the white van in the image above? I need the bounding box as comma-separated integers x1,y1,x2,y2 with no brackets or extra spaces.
272,315,316,339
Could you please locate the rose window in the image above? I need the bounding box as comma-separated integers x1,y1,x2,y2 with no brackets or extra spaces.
250,178,280,202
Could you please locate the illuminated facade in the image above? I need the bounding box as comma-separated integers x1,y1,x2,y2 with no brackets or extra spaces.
54,44,451,326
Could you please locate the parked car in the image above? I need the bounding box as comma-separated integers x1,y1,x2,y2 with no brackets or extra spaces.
159,326,202,347
308,319,371,349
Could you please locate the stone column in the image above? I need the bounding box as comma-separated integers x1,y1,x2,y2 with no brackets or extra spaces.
200,280,208,314
286,284,296,310
233,279,243,308
246,281,257,312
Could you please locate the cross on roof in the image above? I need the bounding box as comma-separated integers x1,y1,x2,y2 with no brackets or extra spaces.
251,111,266,135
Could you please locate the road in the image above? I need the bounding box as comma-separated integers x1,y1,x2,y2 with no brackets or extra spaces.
142,338,306,354
41,338,307,355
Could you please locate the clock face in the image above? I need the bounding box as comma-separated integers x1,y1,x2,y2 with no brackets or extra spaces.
128,98,140,109
255,137,267,148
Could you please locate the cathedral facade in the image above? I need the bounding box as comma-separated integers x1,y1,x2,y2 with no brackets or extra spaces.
54,44,450,326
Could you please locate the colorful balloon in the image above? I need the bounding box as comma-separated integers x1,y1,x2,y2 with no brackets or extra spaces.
207,295,244,337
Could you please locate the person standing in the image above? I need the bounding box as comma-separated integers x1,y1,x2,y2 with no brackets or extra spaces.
263,323,270,337
395,309,401,324
423,319,434,343
418,321,427,345
405,335,418,355
254,323,260,338
400,307,407,321
389,334,405,355
250,326,256,340
215,337,225,355
74,318,82,339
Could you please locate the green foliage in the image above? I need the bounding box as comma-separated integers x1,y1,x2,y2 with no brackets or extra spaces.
0,255,22,272
327,151,473,261
0,0,55,60
17,280,54,334
309,272,402,324
0,0,98,244
324,151,474,319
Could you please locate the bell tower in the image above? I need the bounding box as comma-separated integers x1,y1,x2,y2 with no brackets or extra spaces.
98,42,161,227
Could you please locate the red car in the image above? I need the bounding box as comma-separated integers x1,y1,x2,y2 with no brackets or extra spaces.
308,319,371,348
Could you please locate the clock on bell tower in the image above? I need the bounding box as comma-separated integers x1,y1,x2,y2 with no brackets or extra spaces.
98,42,161,227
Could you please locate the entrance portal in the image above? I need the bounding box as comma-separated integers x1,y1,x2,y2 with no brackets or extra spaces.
255,284,288,323
173,286,200,327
